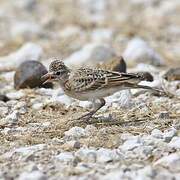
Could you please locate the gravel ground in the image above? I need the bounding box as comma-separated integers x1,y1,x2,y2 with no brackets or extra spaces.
0,0,180,179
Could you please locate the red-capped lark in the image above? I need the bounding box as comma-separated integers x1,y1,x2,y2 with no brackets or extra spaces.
42,58,165,121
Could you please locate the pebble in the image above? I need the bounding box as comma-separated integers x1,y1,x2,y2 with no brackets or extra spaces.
5,110,19,124
91,28,113,42
54,94,74,107
74,163,91,174
123,38,165,66
168,137,180,149
6,91,25,100
65,43,116,68
97,148,121,163
75,147,97,163
11,21,43,39
66,140,81,149
96,56,127,73
14,61,53,89
32,103,44,110
0,94,9,102
120,136,142,151
84,125,97,136
151,129,163,139
18,171,47,180
133,145,153,159
0,42,43,70
154,153,180,172
163,128,177,142
3,144,46,160
106,90,132,108
0,106,9,117
55,152,74,164
163,67,180,81
64,126,86,138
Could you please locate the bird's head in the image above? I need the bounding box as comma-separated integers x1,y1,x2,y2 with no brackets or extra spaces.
42,58,70,84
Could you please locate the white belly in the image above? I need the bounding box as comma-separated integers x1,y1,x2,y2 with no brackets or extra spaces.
64,87,128,101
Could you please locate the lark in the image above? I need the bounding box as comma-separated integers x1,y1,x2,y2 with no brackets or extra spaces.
42,58,164,121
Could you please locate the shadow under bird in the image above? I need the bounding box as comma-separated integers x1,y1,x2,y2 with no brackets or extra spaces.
42,58,164,121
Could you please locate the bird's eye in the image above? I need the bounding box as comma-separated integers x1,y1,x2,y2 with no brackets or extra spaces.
55,71,61,75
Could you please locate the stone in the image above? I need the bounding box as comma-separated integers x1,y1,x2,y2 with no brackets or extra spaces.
97,148,121,163
5,110,19,124
0,94,9,102
0,106,9,117
64,126,86,138
91,28,113,42
6,144,46,158
96,56,127,73
106,90,132,108
168,137,180,149
135,166,156,179
163,128,177,142
75,147,97,163
120,136,142,151
0,42,43,70
154,153,180,172
6,91,25,100
84,125,97,136
18,171,47,180
163,67,180,81
74,163,91,174
151,129,163,139
55,94,73,107
123,38,165,66
11,21,43,39
32,103,44,110
133,145,153,159
14,61,53,89
55,152,74,164
65,43,116,68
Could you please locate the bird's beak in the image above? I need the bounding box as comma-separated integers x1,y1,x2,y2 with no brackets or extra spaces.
41,72,54,84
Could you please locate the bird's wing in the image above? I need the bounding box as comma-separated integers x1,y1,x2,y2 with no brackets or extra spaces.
64,68,142,92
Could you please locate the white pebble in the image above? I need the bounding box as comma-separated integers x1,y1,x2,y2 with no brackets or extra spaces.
18,171,47,180
154,153,180,172
151,129,163,139
32,103,43,110
64,126,86,138
55,152,74,163
168,137,180,149
163,128,177,142
6,91,25,100
75,147,97,163
120,136,142,151
0,42,43,70
65,43,116,68
5,110,19,123
123,37,165,66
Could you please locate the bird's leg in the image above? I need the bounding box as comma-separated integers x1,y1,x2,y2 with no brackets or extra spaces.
77,98,106,121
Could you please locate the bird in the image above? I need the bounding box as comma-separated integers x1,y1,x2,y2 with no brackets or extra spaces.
42,58,164,121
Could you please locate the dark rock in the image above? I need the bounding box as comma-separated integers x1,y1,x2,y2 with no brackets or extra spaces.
14,61,53,89
0,95,9,102
163,67,180,81
96,56,127,73
136,72,154,82
112,56,127,73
